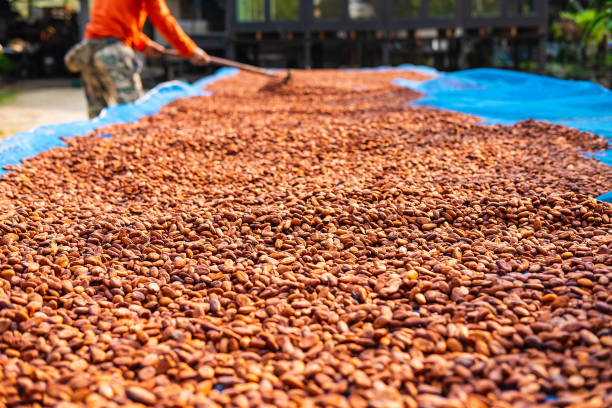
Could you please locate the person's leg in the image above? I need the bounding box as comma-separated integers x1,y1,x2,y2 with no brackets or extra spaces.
81,69,109,119
66,39,111,118
93,42,144,106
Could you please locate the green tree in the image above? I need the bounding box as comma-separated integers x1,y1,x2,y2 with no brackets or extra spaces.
555,0,611,45
583,0,611,84
550,0,611,85
583,0,611,43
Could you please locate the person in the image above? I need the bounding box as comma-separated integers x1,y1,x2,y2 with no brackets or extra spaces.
65,0,210,118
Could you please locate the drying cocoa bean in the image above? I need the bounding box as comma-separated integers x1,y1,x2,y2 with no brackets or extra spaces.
0,69,610,408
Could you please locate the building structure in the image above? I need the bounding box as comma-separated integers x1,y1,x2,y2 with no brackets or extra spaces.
79,0,548,73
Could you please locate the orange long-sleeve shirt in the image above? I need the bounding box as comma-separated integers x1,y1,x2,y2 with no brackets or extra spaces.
84,0,197,57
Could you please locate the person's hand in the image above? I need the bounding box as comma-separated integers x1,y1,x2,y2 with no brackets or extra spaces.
142,41,165,58
189,48,211,66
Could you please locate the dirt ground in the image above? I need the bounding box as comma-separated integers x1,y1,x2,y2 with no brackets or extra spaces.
0,79,87,140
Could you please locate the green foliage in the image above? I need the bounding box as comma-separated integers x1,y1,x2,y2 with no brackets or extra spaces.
393,0,420,18
518,60,537,71
556,0,611,45
472,0,501,16
559,9,604,43
547,61,608,83
0,90,16,106
8,0,83,17
315,0,343,19
429,0,455,17
548,0,609,86
512,0,534,15
237,0,265,22
271,0,299,20
319,0,342,18
583,0,611,44
0,54,16,77
237,0,299,21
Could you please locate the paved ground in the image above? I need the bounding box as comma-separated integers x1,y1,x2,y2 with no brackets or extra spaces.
0,79,87,140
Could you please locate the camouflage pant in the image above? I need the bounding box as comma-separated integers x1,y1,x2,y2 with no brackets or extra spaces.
65,39,143,118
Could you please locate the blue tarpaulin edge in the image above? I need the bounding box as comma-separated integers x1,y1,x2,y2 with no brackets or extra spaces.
0,67,239,175
393,68,612,203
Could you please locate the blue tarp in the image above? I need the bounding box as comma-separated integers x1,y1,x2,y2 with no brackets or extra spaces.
0,67,239,175
393,68,612,139
393,68,612,202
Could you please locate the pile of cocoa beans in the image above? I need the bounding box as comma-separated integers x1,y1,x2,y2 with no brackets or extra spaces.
0,70,611,408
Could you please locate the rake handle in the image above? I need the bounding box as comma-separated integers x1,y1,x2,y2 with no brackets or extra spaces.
209,56,278,78
161,49,278,79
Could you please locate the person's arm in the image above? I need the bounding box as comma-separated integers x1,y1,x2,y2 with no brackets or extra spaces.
144,0,197,57
133,32,166,57
133,32,152,52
